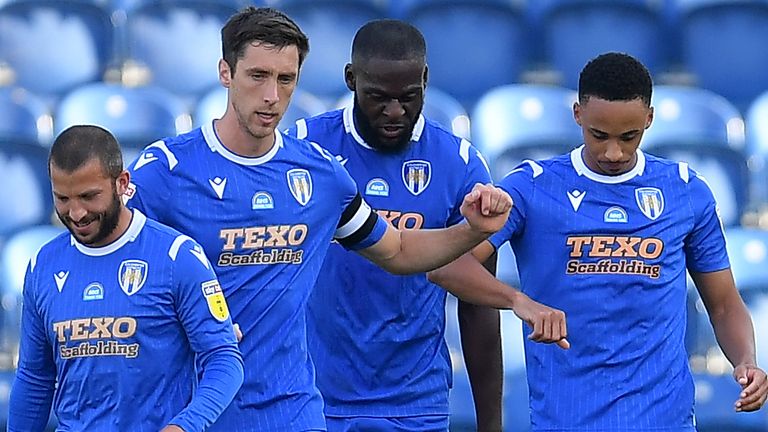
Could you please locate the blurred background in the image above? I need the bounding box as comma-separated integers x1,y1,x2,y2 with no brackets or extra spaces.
0,0,767,430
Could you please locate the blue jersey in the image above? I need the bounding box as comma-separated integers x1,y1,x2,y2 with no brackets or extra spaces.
126,122,388,431
489,147,729,431
287,107,492,417
10,210,241,431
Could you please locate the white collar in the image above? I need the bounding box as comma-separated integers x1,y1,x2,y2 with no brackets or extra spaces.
73,209,146,257
570,145,646,184
202,120,282,166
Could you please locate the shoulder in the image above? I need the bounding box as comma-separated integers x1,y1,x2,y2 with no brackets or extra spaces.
290,109,344,141
129,128,205,174
29,232,72,275
140,216,212,267
419,119,490,170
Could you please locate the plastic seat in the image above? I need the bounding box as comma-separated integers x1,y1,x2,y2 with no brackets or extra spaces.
196,85,328,133
538,0,665,90
471,84,581,179
54,83,191,160
0,140,53,236
403,0,528,111
0,87,53,146
677,0,768,112
0,0,114,98
125,1,238,98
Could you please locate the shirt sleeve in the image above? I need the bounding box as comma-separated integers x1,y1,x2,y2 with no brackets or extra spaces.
488,163,535,251
125,140,175,222
167,238,244,432
448,141,493,226
8,261,56,432
684,172,731,273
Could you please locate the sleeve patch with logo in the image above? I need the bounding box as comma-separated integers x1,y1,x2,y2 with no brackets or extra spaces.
201,280,229,322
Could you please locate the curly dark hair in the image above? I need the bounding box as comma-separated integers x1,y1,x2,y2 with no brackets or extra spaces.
578,52,652,106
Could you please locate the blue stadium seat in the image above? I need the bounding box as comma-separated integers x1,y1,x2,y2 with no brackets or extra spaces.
686,226,768,431
403,0,528,111
195,85,329,133
0,87,53,145
677,0,768,112
125,1,238,98
335,86,470,140
745,90,768,207
644,85,745,151
471,84,581,179
642,86,749,227
0,0,115,98
0,140,53,236
274,0,385,104
54,83,191,160
539,0,666,90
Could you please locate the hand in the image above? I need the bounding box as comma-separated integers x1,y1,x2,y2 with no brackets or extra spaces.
160,425,184,432
460,183,513,234
233,323,243,342
512,292,569,350
733,363,768,412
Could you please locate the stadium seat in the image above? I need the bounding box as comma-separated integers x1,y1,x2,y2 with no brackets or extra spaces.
677,0,768,112
195,85,329,132
0,87,53,145
54,83,191,162
642,86,748,227
0,140,53,236
644,85,745,151
125,1,238,99
274,0,385,104
403,0,528,111
0,0,115,98
745,90,768,207
335,86,470,140
686,226,768,431
471,84,581,179
538,0,666,90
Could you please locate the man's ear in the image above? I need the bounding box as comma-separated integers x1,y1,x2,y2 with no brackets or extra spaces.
344,63,355,92
219,59,232,88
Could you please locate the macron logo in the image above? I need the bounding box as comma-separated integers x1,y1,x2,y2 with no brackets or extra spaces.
133,152,158,170
190,244,210,269
209,177,227,199
54,271,69,292
335,155,348,167
567,190,586,212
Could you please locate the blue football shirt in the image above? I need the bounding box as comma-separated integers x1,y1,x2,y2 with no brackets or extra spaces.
489,147,729,431
127,122,388,431
11,210,240,431
288,107,492,417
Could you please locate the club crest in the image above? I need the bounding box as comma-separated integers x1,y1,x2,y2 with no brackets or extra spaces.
635,187,664,220
287,169,312,206
402,160,431,196
118,260,148,296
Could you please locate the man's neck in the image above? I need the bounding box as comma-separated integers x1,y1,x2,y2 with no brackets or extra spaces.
214,115,275,158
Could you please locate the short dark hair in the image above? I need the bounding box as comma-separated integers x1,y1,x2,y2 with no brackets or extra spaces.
351,19,426,64
578,52,652,106
221,7,309,74
49,125,123,179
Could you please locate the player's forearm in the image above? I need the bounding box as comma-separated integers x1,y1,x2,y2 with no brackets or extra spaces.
8,368,55,432
458,300,503,432
170,346,244,432
428,253,517,309
709,301,758,368
378,223,489,275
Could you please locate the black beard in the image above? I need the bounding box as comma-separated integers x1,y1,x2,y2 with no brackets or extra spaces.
57,189,123,246
352,98,414,154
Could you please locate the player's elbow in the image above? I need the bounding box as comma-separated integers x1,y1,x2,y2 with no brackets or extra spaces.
427,266,450,286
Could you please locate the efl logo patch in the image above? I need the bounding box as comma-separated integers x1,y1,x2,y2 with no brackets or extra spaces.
202,280,229,322
402,160,431,196
635,187,664,220
604,206,628,223
252,191,274,210
118,260,148,296
365,178,389,197
83,282,104,301
287,169,312,206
